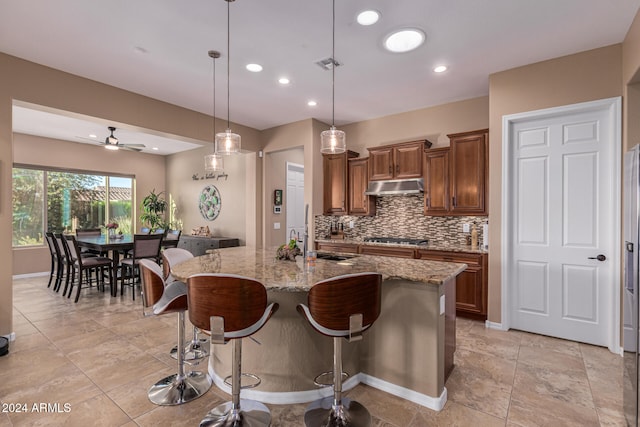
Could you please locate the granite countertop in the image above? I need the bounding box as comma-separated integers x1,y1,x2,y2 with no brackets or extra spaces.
315,238,488,254
171,246,466,292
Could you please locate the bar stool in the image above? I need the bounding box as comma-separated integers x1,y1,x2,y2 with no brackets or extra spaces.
297,272,382,427
139,259,212,405
163,248,209,363
187,273,279,427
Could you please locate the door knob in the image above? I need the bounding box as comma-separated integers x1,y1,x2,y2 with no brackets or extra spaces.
588,254,606,261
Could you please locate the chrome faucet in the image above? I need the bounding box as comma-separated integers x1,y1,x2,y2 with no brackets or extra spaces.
303,204,309,261
289,229,298,241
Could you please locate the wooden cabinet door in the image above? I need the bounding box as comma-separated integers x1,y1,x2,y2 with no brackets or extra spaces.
368,147,394,181
323,151,358,215
449,129,488,215
348,158,376,216
394,143,423,179
456,266,485,317
315,241,360,254
424,148,450,215
323,153,348,215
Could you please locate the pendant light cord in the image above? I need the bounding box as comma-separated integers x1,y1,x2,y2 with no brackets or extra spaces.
213,54,216,146
331,0,336,128
227,0,231,130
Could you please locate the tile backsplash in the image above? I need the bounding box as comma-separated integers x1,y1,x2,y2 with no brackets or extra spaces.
315,195,488,246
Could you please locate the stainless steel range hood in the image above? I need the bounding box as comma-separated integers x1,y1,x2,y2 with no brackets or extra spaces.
364,178,424,196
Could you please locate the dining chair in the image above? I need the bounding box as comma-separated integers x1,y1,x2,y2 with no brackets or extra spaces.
44,232,61,289
119,233,164,300
161,229,181,249
140,227,151,234
76,228,105,256
63,234,114,303
55,233,74,294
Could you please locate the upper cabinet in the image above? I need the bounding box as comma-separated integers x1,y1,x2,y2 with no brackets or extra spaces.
423,147,450,214
348,157,376,216
323,151,359,215
424,129,488,216
368,140,431,181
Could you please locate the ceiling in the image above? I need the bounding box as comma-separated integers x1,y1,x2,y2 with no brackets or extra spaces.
4,0,640,155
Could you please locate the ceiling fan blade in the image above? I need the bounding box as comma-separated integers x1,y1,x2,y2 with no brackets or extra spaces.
121,143,146,148
120,145,143,152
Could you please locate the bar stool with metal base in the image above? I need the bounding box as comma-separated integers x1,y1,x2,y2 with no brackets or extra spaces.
187,273,279,427
163,248,209,363
297,272,382,427
139,259,212,405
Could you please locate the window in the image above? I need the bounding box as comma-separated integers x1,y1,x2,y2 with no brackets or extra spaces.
12,166,134,247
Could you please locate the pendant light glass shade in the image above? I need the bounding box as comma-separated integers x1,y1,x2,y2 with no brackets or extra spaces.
320,0,346,154
320,126,346,154
215,129,241,155
204,152,224,172
205,50,224,172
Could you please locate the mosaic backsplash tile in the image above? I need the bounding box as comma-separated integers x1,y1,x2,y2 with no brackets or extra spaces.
315,194,488,246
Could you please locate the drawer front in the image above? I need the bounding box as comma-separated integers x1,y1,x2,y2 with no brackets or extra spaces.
359,245,416,258
416,249,482,265
315,242,360,254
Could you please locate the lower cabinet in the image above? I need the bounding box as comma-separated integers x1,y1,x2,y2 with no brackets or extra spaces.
314,241,488,320
177,235,240,256
416,250,488,320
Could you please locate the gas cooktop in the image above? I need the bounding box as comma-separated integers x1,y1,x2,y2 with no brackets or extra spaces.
363,237,428,246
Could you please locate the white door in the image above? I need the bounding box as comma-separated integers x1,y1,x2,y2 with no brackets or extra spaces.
504,98,620,348
286,162,304,243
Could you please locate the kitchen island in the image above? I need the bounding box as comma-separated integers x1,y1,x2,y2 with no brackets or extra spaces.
171,246,465,411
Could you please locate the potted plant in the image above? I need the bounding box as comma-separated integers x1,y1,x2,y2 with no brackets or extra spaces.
140,189,168,232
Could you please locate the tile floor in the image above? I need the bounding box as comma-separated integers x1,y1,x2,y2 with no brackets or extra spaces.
0,276,625,426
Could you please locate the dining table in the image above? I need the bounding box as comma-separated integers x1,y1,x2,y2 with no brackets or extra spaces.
75,234,134,296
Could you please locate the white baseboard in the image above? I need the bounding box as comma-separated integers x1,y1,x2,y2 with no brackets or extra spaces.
2,332,16,342
12,271,49,280
207,366,446,411
485,320,505,331
358,373,447,411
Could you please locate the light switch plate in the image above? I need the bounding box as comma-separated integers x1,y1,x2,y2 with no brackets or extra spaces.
274,222,280,230
462,223,470,233
440,295,445,315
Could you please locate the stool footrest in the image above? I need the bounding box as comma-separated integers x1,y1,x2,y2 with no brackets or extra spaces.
223,372,261,390
313,371,350,388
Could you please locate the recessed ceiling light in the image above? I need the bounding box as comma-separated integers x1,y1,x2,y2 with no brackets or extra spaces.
105,145,119,151
383,28,425,53
434,65,447,73
279,77,290,85
357,10,380,26
89,134,97,139
307,100,317,107
246,63,263,72
152,147,159,151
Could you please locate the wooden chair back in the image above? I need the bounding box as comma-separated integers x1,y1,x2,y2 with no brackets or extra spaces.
162,248,193,282
132,233,163,260
187,274,268,335
307,272,382,332
139,259,165,309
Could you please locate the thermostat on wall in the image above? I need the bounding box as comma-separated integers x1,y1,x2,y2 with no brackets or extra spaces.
274,206,282,214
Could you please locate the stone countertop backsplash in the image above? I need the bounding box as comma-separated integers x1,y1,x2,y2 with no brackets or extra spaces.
315,194,489,251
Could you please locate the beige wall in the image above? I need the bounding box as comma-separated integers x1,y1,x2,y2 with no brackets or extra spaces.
165,144,249,244
487,44,623,324
341,96,490,154
0,52,260,338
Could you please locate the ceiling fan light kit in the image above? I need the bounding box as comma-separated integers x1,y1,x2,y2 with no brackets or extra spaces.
101,126,145,152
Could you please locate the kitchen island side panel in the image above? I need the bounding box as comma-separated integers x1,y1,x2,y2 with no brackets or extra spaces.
361,279,447,398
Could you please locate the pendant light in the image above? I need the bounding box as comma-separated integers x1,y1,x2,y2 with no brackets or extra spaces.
205,50,224,172
215,0,241,155
320,0,346,154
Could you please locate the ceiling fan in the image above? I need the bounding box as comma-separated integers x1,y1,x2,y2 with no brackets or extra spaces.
100,126,145,152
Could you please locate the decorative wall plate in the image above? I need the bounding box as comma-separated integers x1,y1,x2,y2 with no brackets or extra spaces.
199,185,221,221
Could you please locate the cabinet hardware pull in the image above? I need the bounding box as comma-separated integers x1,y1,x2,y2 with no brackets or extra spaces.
396,164,399,173
452,196,456,207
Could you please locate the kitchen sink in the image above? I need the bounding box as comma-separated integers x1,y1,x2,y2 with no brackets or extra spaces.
316,253,356,261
